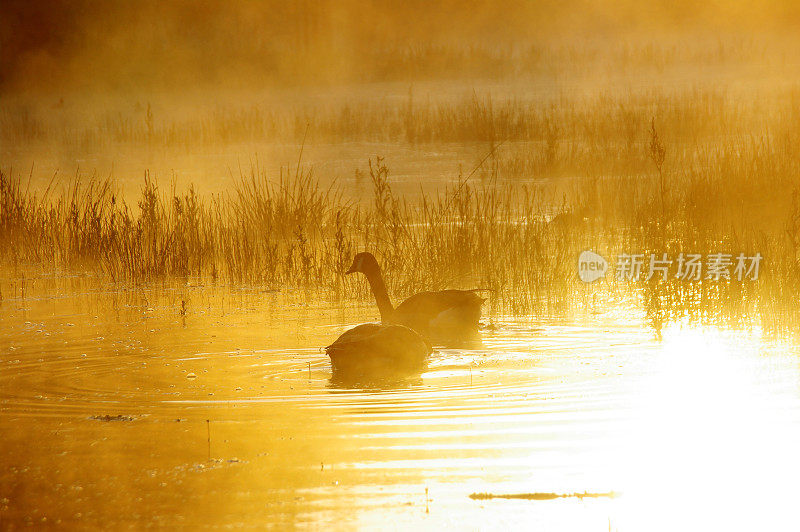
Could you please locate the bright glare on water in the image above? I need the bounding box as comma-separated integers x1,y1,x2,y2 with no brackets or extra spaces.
2,283,800,530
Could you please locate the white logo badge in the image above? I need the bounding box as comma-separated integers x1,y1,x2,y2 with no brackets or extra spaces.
578,250,608,283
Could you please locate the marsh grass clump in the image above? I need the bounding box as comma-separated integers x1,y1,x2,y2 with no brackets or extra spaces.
5,83,800,334
3,132,800,334
0,160,575,315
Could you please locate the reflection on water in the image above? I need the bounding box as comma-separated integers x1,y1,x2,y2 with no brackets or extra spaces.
328,373,425,392
1,278,800,530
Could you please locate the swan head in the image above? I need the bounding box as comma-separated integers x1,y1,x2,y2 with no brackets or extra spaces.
346,252,379,275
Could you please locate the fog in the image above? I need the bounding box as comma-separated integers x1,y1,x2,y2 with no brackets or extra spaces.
3,0,800,95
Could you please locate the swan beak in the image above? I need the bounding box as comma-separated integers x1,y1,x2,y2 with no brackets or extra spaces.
346,256,361,274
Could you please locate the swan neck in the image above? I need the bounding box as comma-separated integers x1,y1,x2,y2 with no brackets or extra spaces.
363,266,394,321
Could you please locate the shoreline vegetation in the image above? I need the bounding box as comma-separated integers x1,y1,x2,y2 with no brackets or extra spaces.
4,38,800,337
2,119,800,337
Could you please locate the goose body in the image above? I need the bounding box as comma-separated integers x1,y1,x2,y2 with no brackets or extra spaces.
325,323,431,374
393,290,484,338
346,253,484,342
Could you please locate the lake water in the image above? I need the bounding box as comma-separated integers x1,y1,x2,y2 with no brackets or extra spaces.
2,277,800,530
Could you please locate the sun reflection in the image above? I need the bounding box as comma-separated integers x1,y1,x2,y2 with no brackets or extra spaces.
615,325,800,531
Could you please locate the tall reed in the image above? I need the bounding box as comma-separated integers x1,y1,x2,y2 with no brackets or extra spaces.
3,126,800,336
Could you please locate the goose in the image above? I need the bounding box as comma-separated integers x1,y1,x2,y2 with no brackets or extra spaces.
346,252,485,342
325,323,431,375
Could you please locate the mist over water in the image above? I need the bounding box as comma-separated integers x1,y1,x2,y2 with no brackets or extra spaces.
4,0,800,197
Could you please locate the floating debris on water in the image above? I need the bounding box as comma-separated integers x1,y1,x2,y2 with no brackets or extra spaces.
89,415,135,422
469,491,620,501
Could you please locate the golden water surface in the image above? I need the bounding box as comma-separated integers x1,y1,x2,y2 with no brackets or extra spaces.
1,279,799,530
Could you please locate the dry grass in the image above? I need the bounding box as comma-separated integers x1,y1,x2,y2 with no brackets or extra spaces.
3,115,800,336
4,38,800,335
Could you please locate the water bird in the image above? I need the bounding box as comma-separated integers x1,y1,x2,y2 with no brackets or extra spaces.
346,252,484,343
325,323,431,375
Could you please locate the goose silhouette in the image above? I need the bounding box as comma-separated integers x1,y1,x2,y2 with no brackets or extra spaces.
325,323,431,375
346,252,484,343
